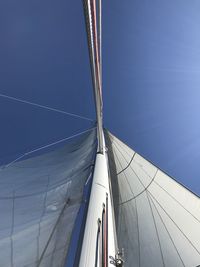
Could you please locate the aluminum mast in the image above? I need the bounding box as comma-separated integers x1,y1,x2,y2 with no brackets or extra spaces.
79,1,119,266
83,0,103,153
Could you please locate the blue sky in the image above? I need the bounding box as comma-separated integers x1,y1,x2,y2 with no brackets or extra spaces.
0,0,200,195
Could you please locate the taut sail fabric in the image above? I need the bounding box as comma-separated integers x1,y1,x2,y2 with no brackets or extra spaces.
0,129,96,267
105,130,200,267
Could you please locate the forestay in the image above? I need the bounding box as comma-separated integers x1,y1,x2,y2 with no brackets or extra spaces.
0,129,96,267
105,130,200,267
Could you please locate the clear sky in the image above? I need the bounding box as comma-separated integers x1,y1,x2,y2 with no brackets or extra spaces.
0,0,200,195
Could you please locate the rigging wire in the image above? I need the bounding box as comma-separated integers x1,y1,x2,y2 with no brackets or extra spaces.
0,93,94,122
2,127,96,169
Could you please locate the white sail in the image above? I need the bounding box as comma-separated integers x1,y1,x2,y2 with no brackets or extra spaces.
0,129,96,267
105,130,200,267
1,0,200,266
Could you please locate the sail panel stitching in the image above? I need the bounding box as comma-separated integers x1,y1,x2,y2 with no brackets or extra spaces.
36,183,71,267
108,133,135,156
113,145,135,198
112,148,136,203
148,191,200,256
127,155,200,226
117,153,136,175
112,142,142,266
112,142,135,175
113,141,154,187
148,193,186,267
135,165,200,223
153,179,200,224
107,132,200,200
37,175,50,261
113,137,134,159
135,198,141,267
112,142,158,205
111,148,124,242
146,192,165,267
118,169,158,205
122,149,200,224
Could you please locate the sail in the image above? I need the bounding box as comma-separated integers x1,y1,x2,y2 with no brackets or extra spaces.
105,130,200,267
0,129,96,267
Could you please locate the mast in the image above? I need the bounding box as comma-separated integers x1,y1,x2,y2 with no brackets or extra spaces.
83,0,103,153
79,1,121,266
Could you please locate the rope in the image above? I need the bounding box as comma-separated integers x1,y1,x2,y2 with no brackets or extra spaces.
2,127,95,169
0,93,93,122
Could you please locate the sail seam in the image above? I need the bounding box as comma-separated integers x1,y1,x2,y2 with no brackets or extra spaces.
153,179,200,224
148,190,200,256
111,141,144,266
112,142,157,205
112,143,142,265
112,141,135,175
107,131,200,200
148,192,186,267
113,137,134,158
37,184,71,267
113,145,136,198
113,141,152,184
117,153,136,175
113,144,125,248
112,139,136,157
135,198,141,267
118,167,158,205
146,192,165,267
131,162,200,224
37,175,50,262
108,133,134,156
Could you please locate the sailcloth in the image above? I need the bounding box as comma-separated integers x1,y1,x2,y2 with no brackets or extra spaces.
105,130,200,267
0,129,96,267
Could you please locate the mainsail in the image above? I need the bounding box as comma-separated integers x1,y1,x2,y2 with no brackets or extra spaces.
105,130,200,267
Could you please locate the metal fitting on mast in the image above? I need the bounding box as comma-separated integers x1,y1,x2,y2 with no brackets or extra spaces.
109,250,124,267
